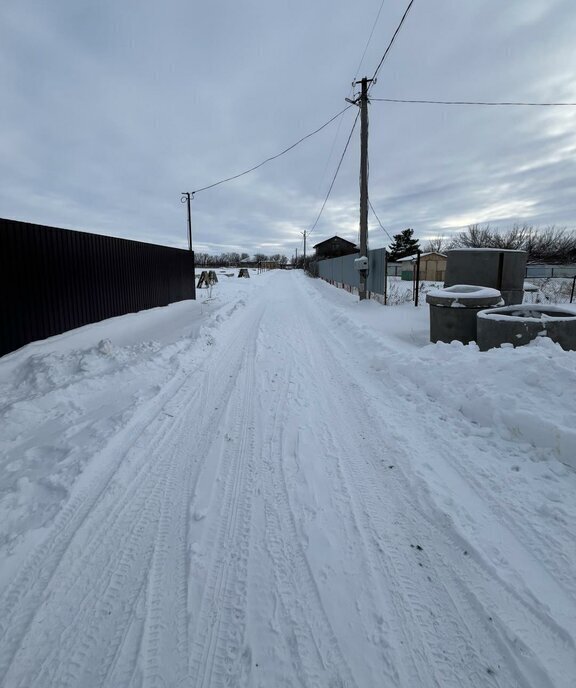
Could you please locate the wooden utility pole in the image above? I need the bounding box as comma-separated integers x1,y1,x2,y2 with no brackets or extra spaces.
181,192,194,252
302,230,307,264
354,77,372,300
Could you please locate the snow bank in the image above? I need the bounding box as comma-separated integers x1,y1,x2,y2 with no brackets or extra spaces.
375,337,576,468
0,275,258,576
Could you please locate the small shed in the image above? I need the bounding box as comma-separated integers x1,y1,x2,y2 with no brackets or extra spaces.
313,236,358,260
398,252,447,281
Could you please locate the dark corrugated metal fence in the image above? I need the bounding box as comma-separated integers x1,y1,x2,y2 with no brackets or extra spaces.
0,218,196,357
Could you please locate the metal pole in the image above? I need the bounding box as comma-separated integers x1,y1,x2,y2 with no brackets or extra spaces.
181,192,193,252
571,275,575,303
415,250,421,307
384,250,388,305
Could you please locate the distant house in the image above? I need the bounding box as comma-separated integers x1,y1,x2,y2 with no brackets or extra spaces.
313,236,358,260
397,252,447,281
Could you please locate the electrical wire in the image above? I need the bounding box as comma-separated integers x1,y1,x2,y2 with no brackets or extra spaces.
191,105,354,195
315,7,381,211
369,199,393,241
369,0,415,89
316,0,384,227
308,110,360,236
352,0,387,86
372,97,576,106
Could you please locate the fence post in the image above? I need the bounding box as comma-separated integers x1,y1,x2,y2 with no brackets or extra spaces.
414,250,421,307
384,250,388,305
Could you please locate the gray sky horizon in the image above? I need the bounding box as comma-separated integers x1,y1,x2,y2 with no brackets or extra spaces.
2,0,576,258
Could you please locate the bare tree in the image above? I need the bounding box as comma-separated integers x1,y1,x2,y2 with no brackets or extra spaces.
448,224,576,263
525,226,576,263
423,236,447,254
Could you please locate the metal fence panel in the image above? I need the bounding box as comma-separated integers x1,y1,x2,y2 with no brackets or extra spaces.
316,248,390,295
526,264,576,278
367,248,387,294
0,218,196,357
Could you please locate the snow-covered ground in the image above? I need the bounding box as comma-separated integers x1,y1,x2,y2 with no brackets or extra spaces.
0,269,575,688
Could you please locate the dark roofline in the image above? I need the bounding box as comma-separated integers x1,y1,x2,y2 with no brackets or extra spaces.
313,235,358,249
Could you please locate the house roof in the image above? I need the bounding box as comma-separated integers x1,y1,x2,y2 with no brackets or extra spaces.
397,251,447,262
313,235,357,249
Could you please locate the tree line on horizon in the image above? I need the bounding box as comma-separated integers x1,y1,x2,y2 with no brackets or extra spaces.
194,251,289,267
193,224,576,267
389,224,576,264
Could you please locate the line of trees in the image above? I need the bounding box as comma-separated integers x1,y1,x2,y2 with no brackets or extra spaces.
421,225,576,264
195,252,288,267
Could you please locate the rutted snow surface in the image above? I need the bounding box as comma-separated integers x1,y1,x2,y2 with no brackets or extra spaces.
0,271,575,687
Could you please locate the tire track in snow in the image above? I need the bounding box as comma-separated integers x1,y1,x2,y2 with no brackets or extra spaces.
187,332,258,688
350,366,576,684
1,371,201,687
379,353,576,616
285,304,449,687
254,308,359,688
0,346,208,677
293,275,574,687
0,297,267,688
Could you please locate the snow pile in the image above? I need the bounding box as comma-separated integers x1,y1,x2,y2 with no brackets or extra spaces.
0,277,254,573
373,336,576,468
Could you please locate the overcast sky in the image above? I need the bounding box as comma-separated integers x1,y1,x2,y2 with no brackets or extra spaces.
2,0,576,257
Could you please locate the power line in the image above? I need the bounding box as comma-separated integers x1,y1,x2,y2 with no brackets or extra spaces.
369,199,393,241
352,0,386,85
369,0,415,89
191,105,354,195
321,2,386,199
315,107,350,199
372,97,576,106
309,110,360,236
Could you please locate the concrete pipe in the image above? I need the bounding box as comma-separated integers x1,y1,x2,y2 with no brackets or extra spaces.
477,304,576,351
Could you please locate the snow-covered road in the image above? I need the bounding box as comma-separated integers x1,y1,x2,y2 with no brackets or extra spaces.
1,271,575,687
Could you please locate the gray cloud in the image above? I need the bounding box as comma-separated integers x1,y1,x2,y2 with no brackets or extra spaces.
1,0,576,257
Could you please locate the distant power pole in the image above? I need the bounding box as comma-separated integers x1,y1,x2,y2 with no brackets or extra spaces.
301,230,307,263
181,192,194,252
295,248,298,266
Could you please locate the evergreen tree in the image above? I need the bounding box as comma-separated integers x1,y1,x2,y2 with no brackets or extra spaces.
388,228,420,261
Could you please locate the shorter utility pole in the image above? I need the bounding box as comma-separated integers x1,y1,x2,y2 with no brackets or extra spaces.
295,248,298,267
181,192,194,252
301,230,307,264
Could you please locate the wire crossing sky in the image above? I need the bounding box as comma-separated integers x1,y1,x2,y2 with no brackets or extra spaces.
190,106,354,195
2,0,576,255
372,98,576,106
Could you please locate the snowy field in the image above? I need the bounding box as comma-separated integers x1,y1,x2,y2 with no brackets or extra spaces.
0,269,575,688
